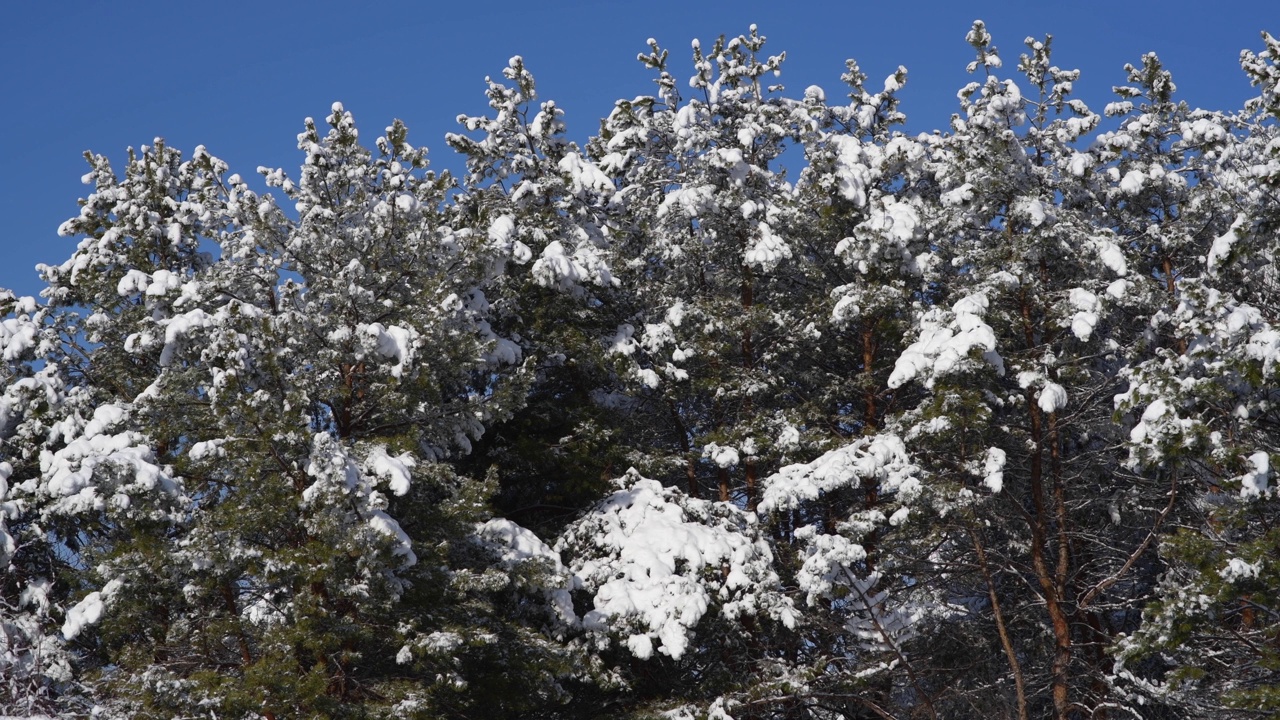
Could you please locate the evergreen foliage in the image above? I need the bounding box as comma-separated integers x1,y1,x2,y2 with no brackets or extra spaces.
2,22,1279,720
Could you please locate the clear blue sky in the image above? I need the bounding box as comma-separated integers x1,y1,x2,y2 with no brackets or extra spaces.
1,1,1271,299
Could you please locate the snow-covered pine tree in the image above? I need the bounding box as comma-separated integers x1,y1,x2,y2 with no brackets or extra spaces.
548,28,814,710
4,22,1279,720
592,27,814,510
2,139,227,715
733,49,941,718
446,56,631,538
1,106,575,718
1111,32,1280,716
853,24,1188,719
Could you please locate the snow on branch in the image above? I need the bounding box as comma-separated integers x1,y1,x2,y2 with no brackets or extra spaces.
557,469,794,660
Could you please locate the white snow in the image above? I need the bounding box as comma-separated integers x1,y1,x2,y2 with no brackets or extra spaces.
831,135,876,207
1106,279,1133,300
531,240,617,293
41,412,180,517
1221,557,1262,583
744,221,792,272
303,434,416,567
159,308,214,366
367,509,415,563
188,439,226,461
557,151,614,198
1240,451,1270,499
0,463,14,567
658,184,716,219
888,293,1004,388
866,196,921,244
488,214,531,264
608,324,637,356
941,183,975,206
477,518,576,626
1206,214,1246,274
703,443,740,469
1017,197,1048,227
557,470,789,660
665,301,687,328
1094,238,1128,276
1038,382,1068,413
795,533,867,604
1119,170,1145,195
775,423,800,451
365,446,415,496
61,579,122,640
760,434,919,514
982,447,1006,493
1067,152,1093,177
636,368,661,389
1129,399,1176,445
1067,288,1101,342
360,322,419,378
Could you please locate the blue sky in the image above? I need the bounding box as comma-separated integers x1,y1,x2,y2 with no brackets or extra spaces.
1,1,1271,298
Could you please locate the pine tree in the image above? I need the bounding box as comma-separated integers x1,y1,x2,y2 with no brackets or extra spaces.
3,21,1278,720
1112,32,1280,716
446,55,630,538
2,106,574,718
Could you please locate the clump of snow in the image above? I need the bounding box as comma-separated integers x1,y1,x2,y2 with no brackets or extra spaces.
744,222,792,272
658,184,716,219
557,151,614,198
482,332,522,366
775,423,801,451
887,292,1004,388
360,322,418,378
636,367,661,389
608,324,637,356
888,507,910,526
1106,279,1133,300
61,579,122,640
759,434,919,514
159,308,214,366
1038,382,1068,413
1129,398,1174,445
831,136,877,207
1240,451,1270,499
1119,169,1145,194
40,404,181,517
477,518,576,626
982,447,1006,493
1093,238,1128,276
1067,152,1093,177
703,443,740,469
188,439,226,461
865,196,921,244
1206,214,1247,274
1220,557,1261,583
0,462,15,567
396,645,414,665
1246,327,1280,378
795,533,866,604
941,183,975,206
1067,288,1100,342
303,434,416,567
0,315,39,362
488,214,532,264
1016,197,1049,227
365,446,415,496
532,239,617,293
557,470,792,660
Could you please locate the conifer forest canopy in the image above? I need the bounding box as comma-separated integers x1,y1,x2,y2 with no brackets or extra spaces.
5,21,1280,720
